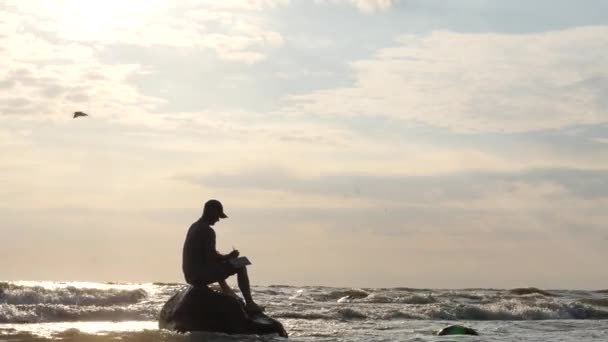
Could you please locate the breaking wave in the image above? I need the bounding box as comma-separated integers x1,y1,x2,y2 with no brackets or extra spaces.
508,287,559,297
0,303,156,323
0,283,147,306
2,282,608,324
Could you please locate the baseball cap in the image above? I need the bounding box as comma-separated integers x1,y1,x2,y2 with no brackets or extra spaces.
203,199,228,219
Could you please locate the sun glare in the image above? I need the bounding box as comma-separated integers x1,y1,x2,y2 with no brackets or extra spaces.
58,0,165,33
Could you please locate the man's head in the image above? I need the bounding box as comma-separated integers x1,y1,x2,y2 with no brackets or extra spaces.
201,199,228,225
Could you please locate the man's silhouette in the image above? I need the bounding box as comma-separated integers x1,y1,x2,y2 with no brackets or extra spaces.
182,199,263,313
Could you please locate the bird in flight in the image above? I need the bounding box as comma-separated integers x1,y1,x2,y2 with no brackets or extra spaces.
73,111,89,118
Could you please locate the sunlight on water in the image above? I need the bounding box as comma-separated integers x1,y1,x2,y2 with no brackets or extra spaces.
12,281,151,290
1,321,157,338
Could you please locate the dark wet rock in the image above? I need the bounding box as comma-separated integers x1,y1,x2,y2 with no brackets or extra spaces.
437,325,479,336
159,285,287,338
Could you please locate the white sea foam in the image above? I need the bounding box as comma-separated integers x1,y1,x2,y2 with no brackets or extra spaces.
2,282,608,341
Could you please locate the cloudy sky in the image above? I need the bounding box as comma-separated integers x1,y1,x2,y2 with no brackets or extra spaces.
1,0,607,289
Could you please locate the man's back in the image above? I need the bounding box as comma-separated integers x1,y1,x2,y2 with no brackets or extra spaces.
182,219,216,285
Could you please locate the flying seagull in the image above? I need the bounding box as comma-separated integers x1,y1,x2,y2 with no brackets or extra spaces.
73,111,88,118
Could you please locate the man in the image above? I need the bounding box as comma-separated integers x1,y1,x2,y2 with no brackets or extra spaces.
182,199,263,313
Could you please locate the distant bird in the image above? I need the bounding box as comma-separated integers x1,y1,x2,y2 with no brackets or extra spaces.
73,111,88,118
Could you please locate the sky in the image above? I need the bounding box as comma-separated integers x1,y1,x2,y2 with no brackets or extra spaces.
1,0,608,289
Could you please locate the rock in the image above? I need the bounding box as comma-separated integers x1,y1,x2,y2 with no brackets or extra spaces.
159,285,288,338
436,325,478,336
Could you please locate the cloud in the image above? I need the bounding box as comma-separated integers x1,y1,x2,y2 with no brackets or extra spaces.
317,0,397,13
350,0,396,12
179,166,608,204
2,0,608,288
0,60,163,119
0,13,165,120
284,26,608,133
186,0,290,11
2,0,284,64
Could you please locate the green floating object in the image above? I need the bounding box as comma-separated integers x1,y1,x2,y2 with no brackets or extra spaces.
437,324,479,336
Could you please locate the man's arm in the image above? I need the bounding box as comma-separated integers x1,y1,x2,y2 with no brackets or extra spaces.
203,228,238,261
217,249,239,261
202,228,225,261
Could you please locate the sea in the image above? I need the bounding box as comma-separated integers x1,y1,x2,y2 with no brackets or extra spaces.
1,281,607,341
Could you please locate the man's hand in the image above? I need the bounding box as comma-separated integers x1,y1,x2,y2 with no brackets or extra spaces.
227,249,240,258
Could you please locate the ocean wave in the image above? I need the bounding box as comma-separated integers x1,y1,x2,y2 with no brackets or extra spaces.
2,282,608,325
283,299,608,322
256,289,282,296
508,287,559,297
397,295,437,305
391,287,432,292
336,308,367,320
451,293,484,301
0,303,157,323
422,300,608,320
314,289,369,302
356,294,436,305
377,309,419,320
272,310,333,320
276,299,608,321
359,294,393,303
273,307,366,321
0,284,147,306
267,284,293,288
581,298,608,308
